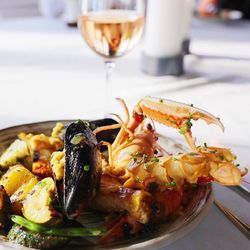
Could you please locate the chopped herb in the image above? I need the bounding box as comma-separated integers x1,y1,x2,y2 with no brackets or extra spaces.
149,182,158,192
135,152,143,157
166,181,176,188
76,120,90,127
143,154,148,161
70,133,85,145
217,117,221,120
236,164,240,167
170,181,176,187
150,156,159,163
179,125,188,135
185,119,193,128
154,149,158,155
204,142,207,147
190,104,194,107
37,180,47,188
191,183,197,188
143,163,149,170
83,165,90,171
159,99,164,103
209,149,217,153
189,152,198,156
173,157,178,161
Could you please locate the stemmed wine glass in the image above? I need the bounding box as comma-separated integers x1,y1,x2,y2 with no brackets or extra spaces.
78,0,146,116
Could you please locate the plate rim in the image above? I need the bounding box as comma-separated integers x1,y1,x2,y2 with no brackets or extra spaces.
0,120,214,250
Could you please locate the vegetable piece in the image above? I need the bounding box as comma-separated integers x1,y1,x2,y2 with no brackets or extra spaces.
7,224,69,249
22,177,62,225
11,215,106,237
0,165,36,196
10,178,38,214
0,139,32,170
50,151,65,181
0,185,11,231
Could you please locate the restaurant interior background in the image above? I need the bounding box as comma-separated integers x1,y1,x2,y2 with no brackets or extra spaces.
0,0,249,142
0,1,249,249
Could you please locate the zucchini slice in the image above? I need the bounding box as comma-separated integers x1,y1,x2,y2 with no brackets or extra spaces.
22,177,62,225
0,139,32,170
8,224,69,249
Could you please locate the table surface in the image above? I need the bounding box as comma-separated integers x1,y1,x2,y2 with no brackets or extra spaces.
0,17,250,249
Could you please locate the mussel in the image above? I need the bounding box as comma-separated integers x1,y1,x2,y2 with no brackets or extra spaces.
63,120,102,220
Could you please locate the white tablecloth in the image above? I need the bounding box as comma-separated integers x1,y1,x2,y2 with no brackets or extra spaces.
0,17,249,249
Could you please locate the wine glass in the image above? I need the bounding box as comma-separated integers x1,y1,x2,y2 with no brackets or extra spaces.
78,0,146,116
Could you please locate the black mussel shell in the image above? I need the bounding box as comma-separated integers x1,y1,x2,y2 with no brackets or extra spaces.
63,120,102,220
60,119,119,151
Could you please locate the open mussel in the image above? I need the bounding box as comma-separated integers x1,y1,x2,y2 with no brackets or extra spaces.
63,120,102,220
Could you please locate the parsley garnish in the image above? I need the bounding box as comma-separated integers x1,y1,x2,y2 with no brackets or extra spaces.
189,152,198,156
179,125,188,135
143,163,149,170
83,165,90,171
166,181,176,188
209,149,217,153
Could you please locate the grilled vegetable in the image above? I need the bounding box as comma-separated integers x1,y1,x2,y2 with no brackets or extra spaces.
0,165,36,196
51,151,64,181
22,177,62,225
0,139,32,170
11,215,106,237
63,121,102,220
0,185,10,231
7,224,69,249
10,178,38,214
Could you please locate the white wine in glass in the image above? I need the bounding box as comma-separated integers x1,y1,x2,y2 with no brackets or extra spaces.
78,0,146,116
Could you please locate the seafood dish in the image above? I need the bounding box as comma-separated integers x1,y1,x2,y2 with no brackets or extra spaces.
0,97,247,249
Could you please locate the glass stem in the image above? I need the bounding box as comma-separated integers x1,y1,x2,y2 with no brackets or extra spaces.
104,60,115,117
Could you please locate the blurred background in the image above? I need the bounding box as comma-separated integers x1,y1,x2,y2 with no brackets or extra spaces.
0,0,250,149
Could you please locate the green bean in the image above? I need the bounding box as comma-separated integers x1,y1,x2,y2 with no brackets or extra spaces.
10,215,106,237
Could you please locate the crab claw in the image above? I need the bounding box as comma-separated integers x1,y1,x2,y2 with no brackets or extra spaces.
137,96,224,150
